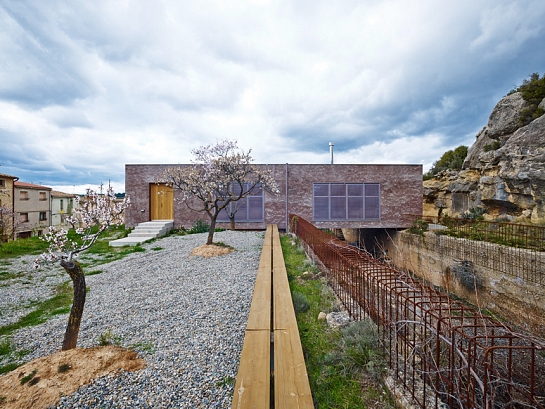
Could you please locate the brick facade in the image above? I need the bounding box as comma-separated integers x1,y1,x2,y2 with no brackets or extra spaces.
125,164,423,230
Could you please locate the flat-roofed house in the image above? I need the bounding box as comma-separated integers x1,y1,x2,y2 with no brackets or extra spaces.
125,163,423,232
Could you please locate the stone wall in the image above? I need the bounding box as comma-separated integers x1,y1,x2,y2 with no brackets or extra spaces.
384,230,545,333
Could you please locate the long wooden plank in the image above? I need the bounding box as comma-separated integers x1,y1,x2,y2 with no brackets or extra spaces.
271,225,313,408
232,225,273,409
232,330,271,409
271,226,299,331
274,329,314,408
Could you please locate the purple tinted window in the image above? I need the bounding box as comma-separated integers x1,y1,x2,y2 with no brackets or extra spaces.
365,196,380,219
365,184,380,197
314,197,329,219
347,184,363,196
314,184,329,196
330,184,346,196
347,197,363,219
330,197,346,219
247,197,263,220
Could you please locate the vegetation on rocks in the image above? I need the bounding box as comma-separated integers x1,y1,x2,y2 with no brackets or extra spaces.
423,145,468,180
511,72,545,126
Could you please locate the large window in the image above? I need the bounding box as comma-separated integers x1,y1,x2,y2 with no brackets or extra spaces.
313,183,380,221
217,183,264,222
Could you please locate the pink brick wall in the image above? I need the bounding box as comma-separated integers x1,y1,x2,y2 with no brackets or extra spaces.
125,164,422,230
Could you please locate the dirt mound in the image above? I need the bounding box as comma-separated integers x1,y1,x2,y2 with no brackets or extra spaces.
190,244,235,258
0,345,145,409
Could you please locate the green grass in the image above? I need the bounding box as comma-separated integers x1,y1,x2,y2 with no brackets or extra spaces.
0,281,73,338
0,362,22,375
128,340,156,354
19,368,37,385
0,236,49,259
280,234,393,408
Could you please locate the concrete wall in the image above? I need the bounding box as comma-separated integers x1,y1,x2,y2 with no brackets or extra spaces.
125,164,423,230
384,230,545,332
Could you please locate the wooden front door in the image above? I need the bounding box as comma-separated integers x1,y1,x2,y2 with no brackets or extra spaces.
150,184,173,220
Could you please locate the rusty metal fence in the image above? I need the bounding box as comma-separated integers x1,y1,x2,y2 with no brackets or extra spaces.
290,215,545,409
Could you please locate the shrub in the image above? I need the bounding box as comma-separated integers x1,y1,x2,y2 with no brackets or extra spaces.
189,219,210,234
462,207,485,221
515,72,545,126
407,219,429,236
483,141,501,152
292,291,310,314
424,145,468,178
97,329,122,346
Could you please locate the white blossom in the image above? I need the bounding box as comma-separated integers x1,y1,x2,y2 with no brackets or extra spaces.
35,185,130,267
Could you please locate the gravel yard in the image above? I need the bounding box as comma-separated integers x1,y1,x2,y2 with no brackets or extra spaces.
0,230,264,408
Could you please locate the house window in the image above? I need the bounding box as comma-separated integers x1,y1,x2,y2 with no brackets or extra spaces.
313,183,380,221
217,183,264,222
60,200,64,211
19,191,29,201
0,179,5,187
20,213,29,223
39,192,47,201
39,212,47,221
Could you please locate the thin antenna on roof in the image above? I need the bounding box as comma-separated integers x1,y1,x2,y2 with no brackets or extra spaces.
329,142,334,164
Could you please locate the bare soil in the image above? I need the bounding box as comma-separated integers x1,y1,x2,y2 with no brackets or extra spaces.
190,243,235,258
0,346,145,409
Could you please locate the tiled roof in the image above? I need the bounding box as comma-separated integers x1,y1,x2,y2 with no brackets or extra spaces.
0,172,18,179
51,190,76,198
14,181,52,190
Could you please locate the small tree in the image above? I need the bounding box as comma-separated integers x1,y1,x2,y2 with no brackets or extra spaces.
0,204,19,244
161,139,279,245
35,185,130,350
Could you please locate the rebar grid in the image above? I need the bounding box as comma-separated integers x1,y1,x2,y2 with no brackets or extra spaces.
291,215,545,409
419,217,545,285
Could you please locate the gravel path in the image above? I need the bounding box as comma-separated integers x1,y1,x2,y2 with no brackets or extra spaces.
1,230,264,408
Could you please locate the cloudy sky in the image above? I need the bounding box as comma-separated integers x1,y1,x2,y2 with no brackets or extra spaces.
1,0,544,193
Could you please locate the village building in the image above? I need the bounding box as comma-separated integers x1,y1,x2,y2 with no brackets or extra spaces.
14,181,52,238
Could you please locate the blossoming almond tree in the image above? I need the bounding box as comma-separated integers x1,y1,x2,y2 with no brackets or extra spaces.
160,139,279,245
35,185,130,350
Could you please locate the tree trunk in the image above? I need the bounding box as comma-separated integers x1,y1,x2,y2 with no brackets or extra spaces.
60,260,86,351
229,215,235,230
207,217,216,245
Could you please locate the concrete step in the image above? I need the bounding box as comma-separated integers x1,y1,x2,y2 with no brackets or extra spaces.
109,220,174,247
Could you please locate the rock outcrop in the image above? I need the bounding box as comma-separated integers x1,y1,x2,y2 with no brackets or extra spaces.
424,92,545,223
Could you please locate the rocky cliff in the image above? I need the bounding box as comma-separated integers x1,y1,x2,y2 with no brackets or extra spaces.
423,92,545,223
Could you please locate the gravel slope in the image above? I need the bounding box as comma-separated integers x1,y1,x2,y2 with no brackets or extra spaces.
1,230,264,408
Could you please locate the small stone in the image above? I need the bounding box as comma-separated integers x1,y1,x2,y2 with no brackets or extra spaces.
317,312,326,321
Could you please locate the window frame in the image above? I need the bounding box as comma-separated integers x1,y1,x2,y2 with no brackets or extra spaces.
39,192,47,201
313,182,381,221
39,212,47,221
216,183,265,223
20,213,29,223
19,191,29,201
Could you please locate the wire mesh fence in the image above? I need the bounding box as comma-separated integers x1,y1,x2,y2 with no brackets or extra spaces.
290,214,545,409
414,216,545,285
